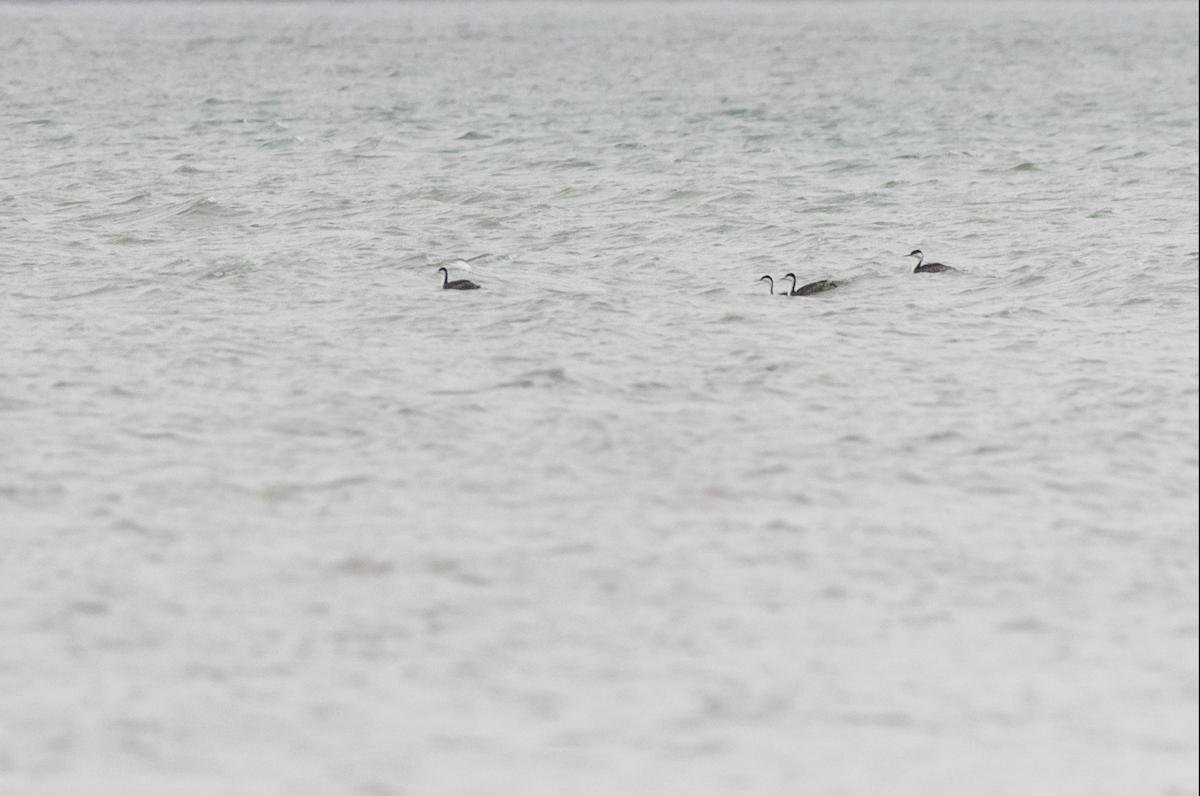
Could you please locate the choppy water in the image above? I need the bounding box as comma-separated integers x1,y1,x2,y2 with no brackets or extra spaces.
1,2,1197,794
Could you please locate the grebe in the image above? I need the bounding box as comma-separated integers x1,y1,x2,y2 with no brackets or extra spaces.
907,250,956,273
437,267,480,290
784,273,838,296
759,275,778,295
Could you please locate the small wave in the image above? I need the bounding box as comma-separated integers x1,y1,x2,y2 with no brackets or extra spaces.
498,367,572,389
79,195,232,225
175,196,223,216
197,259,256,280
330,556,394,577
51,282,141,301
259,135,305,148
251,476,372,501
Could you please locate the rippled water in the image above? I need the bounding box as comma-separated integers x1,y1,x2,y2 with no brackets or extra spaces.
1,2,1197,794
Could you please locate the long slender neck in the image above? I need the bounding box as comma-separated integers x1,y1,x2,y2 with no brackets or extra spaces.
766,277,774,295
439,268,449,286
914,252,924,267
786,275,797,294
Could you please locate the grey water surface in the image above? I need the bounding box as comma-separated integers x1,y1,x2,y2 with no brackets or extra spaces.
1,2,1197,794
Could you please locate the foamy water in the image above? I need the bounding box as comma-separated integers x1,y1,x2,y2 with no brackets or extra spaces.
1,2,1197,794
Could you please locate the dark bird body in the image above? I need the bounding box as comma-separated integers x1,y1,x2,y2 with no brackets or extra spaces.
908,250,956,273
784,273,839,296
438,266,480,290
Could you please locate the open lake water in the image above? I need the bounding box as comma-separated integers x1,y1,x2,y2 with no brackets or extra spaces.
0,2,1197,794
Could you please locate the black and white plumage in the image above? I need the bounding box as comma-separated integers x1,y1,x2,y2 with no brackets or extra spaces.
759,274,779,295
907,250,956,273
437,266,480,290
783,273,839,296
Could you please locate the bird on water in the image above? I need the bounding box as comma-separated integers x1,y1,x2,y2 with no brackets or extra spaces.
759,275,780,295
907,250,957,273
437,266,480,290
784,273,838,296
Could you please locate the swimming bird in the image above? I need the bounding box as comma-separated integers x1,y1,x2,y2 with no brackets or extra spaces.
759,275,778,295
784,273,838,296
438,266,480,290
907,250,956,273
